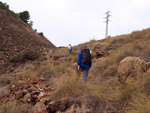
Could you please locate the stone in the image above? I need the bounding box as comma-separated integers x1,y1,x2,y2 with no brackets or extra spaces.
37,92,45,100
22,89,28,95
23,93,32,102
39,77,45,81
33,102,47,113
40,97,50,104
15,91,23,100
48,98,74,113
0,85,10,97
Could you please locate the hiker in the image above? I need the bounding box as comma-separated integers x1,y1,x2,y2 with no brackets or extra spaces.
77,46,92,82
68,44,73,54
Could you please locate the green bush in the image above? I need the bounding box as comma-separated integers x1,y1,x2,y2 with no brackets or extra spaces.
3,50,41,67
38,32,43,36
0,2,9,11
20,50,40,63
0,2,18,18
18,11,30,24
2,55,21,67
9,55,21,63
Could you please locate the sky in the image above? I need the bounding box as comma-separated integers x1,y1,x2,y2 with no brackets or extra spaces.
1,0,150,47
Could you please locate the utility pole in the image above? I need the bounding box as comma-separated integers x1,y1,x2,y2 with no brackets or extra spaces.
104,11,111,38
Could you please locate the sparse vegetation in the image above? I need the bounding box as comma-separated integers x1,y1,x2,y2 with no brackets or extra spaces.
126,92,150,113
0,101,33,113
0,1,34,26
0,1,18,18
0,1,9,11
20,50,41,63
1,8,150,112
38,32,44,36
3,50,41,67
51,72,106,100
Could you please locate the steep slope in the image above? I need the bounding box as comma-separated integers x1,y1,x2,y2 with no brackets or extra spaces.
0,9,56,65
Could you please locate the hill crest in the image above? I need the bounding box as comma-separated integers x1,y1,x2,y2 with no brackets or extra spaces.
0,9,56,65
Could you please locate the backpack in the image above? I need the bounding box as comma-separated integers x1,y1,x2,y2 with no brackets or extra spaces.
69,45,72,50
82,48,91,65
70,46,73,50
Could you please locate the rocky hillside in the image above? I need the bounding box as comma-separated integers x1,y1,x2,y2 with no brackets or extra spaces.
1,28,150,112
1,4,150,112
0,9,56,65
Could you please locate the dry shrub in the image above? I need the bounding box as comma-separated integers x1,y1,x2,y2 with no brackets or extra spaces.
51,73,91,99
91,57,114,77
126,92,150,113
100,35,130,51
40,70,57,86
51,71,106,100
113,48,133,63
52,61,68,73
108,42,139,64
117,72,150,112
90,41,140,79
120,72,150,112
90,42,103,51
17,62,54,78
0,101,32,113
3,50,41,67
0,75,13,87
20,65,51,78
20,50,41,63
134,71,150,95
75,94,116,113
52,47,67,56
113,81,136,112
102,64,117,77
139,42,150,59
68,54,78,63
18,59,68,79
118,84,135,102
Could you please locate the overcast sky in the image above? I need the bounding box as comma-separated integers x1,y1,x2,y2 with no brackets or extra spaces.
1,0,150,47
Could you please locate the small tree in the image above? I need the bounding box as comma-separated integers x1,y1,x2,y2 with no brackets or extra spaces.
28,20,33,27
19,11,30,24
0,2,9,11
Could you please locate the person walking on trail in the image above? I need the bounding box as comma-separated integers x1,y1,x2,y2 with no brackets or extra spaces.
68,44,73,54
77,46,92,82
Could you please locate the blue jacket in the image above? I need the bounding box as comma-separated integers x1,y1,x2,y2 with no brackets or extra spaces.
77,51,92,70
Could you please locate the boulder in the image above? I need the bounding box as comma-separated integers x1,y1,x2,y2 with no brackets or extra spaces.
33,102,47,113
48,98,74,113
117,56,150,84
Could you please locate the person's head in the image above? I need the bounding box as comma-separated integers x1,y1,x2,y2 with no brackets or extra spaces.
81,47,85,52
84,46,88,49
69,44,71,46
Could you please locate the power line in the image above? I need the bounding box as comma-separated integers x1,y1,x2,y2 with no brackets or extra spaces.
113,16,143,29
111,21,132,33
112,16,141,30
